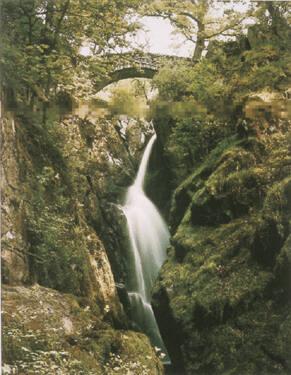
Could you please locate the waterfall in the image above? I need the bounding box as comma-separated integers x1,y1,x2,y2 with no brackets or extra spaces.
122,133,170,361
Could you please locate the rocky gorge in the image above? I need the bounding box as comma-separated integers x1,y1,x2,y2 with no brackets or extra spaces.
1,105,165,374
1,1,291,374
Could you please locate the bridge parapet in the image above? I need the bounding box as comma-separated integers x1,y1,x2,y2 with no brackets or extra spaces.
105,52,191,73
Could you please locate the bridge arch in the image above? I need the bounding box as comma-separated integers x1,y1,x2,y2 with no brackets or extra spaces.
96,66,157,91
94,52,190,91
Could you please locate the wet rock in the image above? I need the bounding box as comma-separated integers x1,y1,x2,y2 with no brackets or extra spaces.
116,283,131,317
152,286,185,374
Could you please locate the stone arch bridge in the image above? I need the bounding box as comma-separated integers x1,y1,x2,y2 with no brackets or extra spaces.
94,52,191,91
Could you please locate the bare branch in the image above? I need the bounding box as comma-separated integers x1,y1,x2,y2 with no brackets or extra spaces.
179,11,199,24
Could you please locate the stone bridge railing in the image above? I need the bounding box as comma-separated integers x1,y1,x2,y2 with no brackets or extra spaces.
109,52,191,73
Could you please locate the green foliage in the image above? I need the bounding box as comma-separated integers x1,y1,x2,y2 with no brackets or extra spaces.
152,62,194,101
17,108,67,174
152,60,226,111
143,0,252,60
108,86,145,118
13,110,93,296
151,59,233,183
0,0,142,106
26,166,92,296
150,10,290,190
166,119,230,182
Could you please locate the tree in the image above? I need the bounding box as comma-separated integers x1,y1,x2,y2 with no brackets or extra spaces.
142,0,252,61
0,0,142,111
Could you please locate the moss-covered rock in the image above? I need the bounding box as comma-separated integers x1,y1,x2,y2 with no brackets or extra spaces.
1,109,164,374
153,129,291,374
2,285,163,374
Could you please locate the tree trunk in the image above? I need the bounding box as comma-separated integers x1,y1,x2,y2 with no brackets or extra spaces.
192,21,205,61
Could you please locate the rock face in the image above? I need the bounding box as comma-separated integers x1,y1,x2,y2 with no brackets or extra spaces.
1,114,29,283
1,111,122,313
2,284,163,374
1,109,163,374
152,131,291,374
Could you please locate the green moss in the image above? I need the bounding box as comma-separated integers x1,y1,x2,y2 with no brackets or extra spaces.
169,136,268,230
263,177,291,218
155,130,291,374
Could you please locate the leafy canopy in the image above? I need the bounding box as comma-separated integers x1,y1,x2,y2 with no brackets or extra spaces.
1,0,142,105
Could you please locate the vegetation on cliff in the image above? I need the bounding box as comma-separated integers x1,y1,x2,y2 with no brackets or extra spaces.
1,1,290,374
153,133,291,373
1,1,162,373
149,3,291,374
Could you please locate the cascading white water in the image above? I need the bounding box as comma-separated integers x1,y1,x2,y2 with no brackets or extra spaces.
122,133,170,360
